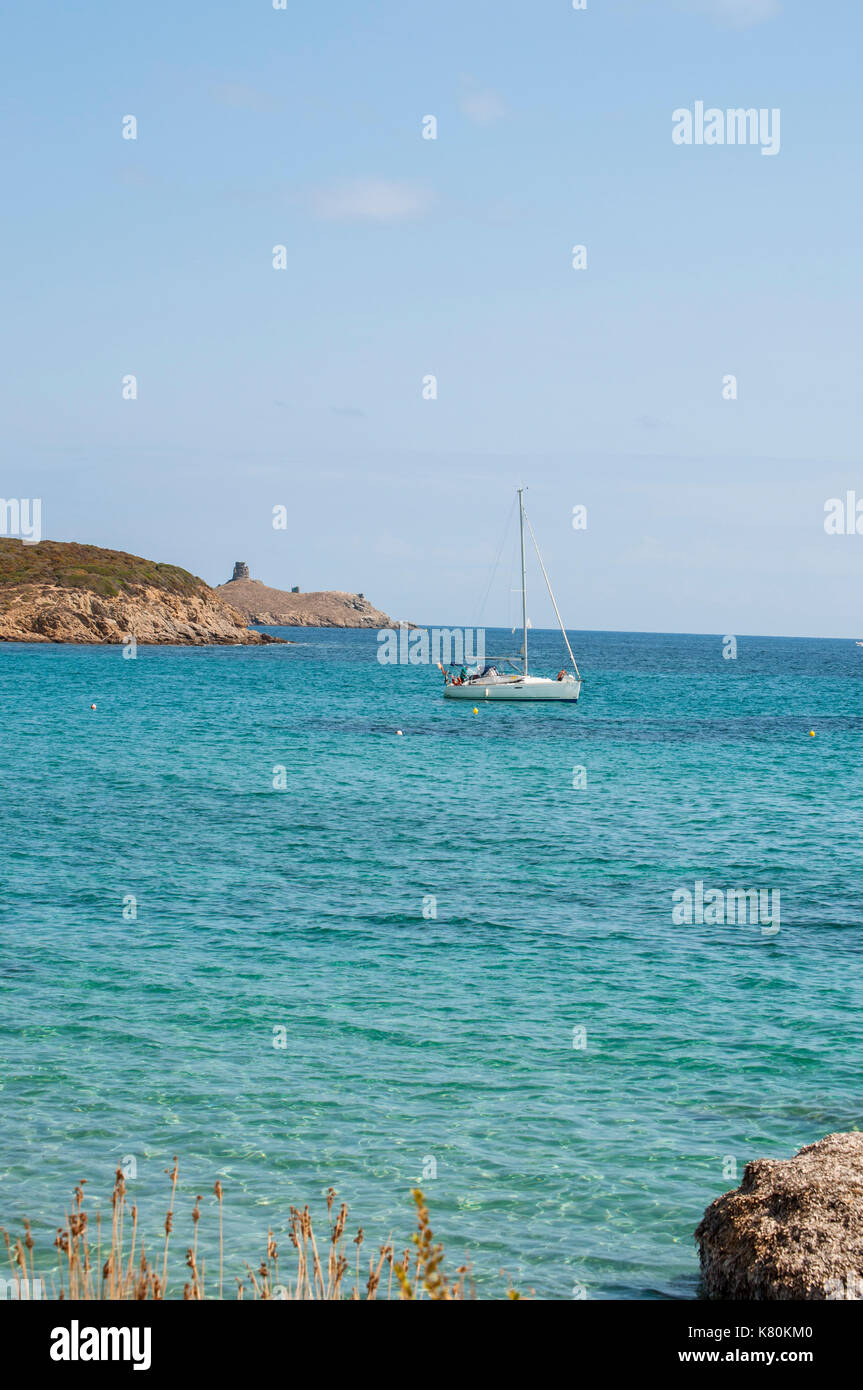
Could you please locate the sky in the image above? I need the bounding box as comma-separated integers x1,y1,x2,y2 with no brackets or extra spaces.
1,0,861,635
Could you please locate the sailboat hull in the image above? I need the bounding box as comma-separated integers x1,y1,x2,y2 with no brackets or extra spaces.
444,676,581,702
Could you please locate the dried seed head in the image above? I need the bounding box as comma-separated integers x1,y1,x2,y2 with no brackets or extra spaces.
332,1203,348,1242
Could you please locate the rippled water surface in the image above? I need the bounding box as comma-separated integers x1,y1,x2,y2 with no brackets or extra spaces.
1,629,861,1298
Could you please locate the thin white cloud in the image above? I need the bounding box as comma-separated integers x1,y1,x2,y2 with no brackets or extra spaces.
677,0,782,27
308,177,433,222
210,82,275,112
459,87,506,126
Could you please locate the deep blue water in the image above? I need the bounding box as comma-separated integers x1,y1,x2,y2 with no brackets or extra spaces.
1,628,861,1299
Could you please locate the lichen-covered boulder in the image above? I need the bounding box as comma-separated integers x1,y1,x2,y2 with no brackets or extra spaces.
695,1132,863,1300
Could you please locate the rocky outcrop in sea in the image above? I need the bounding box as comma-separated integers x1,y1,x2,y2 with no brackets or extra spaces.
695,1132,863,1299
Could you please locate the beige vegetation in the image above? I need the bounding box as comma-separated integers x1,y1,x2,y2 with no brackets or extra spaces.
1,1164,519,1300
6,1136,859,1300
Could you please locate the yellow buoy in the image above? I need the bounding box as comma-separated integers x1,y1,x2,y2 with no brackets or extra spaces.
809,730,815,737
472,707,479,714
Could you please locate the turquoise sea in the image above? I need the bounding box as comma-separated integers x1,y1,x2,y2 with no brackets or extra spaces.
1,629,861,1299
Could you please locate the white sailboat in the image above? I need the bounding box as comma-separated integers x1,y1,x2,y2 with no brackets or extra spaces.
442,488,581,703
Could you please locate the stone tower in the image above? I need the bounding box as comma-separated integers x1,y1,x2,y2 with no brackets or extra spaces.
230,561,250,582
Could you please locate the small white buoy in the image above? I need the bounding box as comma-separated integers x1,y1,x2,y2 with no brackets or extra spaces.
90,703,97,710
396,729,403,736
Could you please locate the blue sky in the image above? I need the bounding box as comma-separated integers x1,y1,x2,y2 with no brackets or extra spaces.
2,0,861,635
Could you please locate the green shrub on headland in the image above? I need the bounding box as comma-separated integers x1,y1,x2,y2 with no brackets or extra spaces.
0,539,208,598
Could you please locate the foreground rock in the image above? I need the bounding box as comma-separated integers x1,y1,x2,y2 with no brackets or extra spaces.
695,1132,863,1300
217,565,398,628
0,540,283,645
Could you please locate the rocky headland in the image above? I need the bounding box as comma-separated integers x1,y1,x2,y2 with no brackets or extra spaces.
216,561,397,628
0,540,283,645
695,1132,863,1300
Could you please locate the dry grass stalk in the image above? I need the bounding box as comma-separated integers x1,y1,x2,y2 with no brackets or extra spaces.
4,1166,514,1300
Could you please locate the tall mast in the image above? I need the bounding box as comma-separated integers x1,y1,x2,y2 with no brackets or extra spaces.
518,486,528,676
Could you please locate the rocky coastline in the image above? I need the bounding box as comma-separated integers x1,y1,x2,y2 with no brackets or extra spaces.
0,540,283,645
